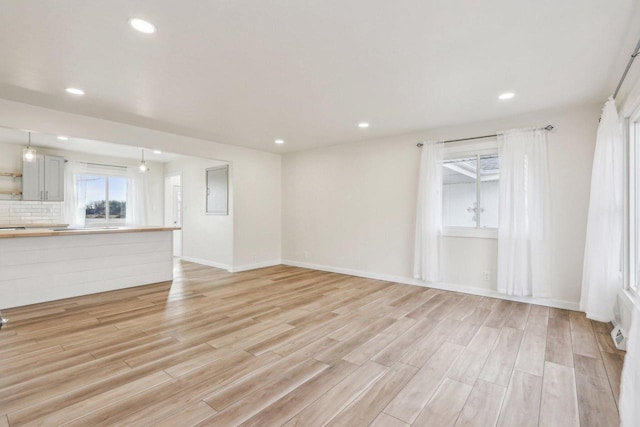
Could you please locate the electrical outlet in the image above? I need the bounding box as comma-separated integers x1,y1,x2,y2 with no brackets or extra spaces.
483,271,491,282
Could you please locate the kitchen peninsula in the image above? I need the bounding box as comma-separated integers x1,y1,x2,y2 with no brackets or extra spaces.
0,226,179,308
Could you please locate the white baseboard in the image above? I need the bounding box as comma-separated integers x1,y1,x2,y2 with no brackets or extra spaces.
230,259,282,273
180,256,231,272
282,259,580,311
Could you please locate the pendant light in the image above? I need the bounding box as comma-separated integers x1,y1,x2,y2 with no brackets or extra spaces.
139,149,150,172
23,132,37,162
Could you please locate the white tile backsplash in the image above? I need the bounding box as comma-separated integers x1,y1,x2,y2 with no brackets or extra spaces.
0,201,64,224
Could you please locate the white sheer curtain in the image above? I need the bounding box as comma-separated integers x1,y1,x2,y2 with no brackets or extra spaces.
497,128,551,297
63,162,89,227
126,167,148,226
579,98,623,322
414,140,443,282
620,297,640,427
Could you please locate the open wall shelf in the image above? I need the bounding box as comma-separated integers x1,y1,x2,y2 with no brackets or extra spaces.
0,172,22,178
0,171,23,200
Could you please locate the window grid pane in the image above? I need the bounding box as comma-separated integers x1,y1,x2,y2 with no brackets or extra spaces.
479,154,500,228
108,176,127,220
442,156,478,228
77,174,128,225
81,175,107,220
442,153,499,230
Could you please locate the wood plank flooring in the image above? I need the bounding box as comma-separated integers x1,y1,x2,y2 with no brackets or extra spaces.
0,260,624,426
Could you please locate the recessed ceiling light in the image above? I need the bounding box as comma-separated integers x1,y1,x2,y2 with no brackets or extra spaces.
129,18,156,34
57,136,68,140
65,87,85,96
498,92,515,100
274,139,285,145
153,150,162,154
358,122,370,128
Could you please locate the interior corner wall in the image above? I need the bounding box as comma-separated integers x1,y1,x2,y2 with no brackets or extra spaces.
282,103,601,308
230,152,282,271
165,157,233,269
0,99,282,271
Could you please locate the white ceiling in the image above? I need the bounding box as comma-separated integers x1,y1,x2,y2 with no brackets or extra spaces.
0,0,638,153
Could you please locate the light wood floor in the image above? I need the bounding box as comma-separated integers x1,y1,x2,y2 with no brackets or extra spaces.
0,260,624,427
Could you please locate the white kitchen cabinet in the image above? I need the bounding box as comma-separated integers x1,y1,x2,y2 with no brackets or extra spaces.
22,154,65,201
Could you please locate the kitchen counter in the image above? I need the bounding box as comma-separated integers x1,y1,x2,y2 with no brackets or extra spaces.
0,223,69,229
0,226,180,239
0,227,179,308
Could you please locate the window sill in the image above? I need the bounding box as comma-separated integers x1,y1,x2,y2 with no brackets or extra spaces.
442,227,498,239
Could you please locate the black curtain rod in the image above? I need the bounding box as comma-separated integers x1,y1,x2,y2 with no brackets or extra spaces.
65,160,128,170
416,125,554,147
613,36,640,99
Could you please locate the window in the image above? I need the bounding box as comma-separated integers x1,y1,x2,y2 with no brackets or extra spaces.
78,174,128,225
630,114,640,293
442,153,499,230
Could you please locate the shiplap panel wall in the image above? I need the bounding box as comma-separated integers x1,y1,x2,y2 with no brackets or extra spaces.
0,200,64,224
0,231,173,308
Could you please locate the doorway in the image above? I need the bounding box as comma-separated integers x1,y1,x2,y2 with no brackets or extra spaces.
165,173,182,257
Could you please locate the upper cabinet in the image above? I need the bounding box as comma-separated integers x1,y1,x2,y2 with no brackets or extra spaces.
22,154,65,201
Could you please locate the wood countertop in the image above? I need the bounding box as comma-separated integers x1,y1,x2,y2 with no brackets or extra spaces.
0,226,181,239
0,223,69,228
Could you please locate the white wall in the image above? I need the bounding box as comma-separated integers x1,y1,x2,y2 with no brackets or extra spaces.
165,158,233,269
0,99,282,270
282,103,600,308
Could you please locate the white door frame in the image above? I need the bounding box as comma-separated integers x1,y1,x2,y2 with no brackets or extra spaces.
165,172,183,258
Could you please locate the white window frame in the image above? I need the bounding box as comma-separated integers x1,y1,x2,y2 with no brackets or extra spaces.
627,107,640,295
442,139,499,239
78,173,128,227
